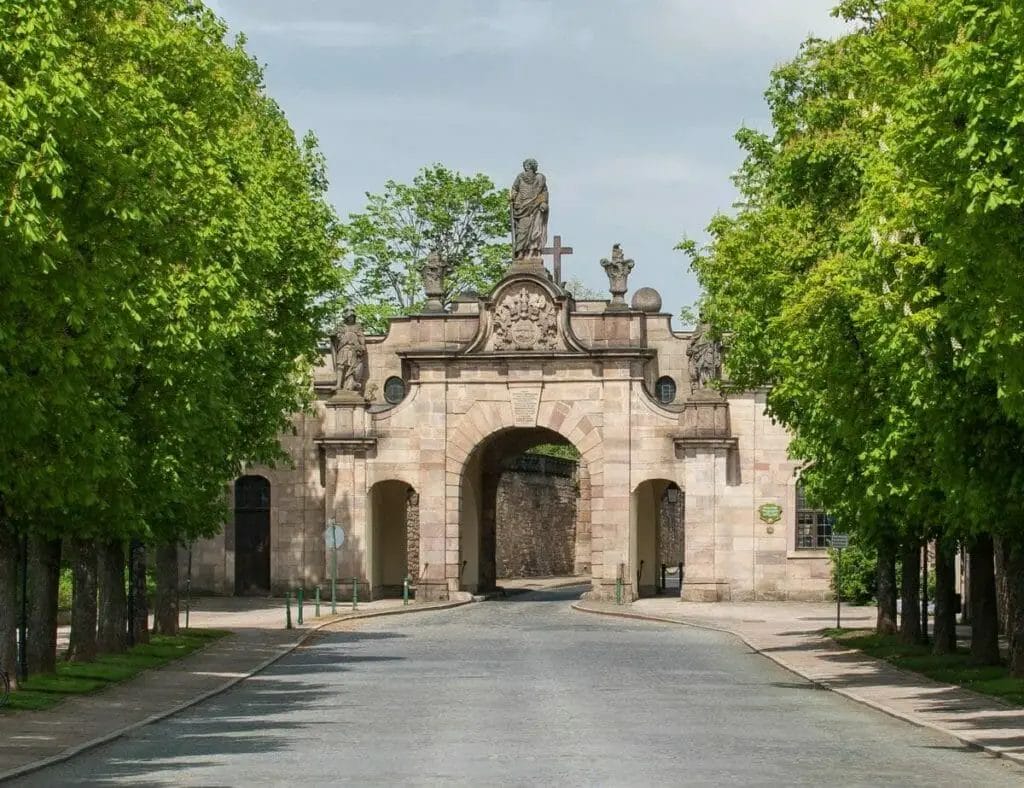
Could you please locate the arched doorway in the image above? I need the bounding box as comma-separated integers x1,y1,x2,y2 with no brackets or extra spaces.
631,479,684,597
368,480,417,598
235,475,271,594
459,427,589,594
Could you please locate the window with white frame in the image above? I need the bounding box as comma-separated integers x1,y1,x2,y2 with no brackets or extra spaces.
795,482,834,549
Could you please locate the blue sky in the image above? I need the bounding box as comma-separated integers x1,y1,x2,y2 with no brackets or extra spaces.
206,1,846,325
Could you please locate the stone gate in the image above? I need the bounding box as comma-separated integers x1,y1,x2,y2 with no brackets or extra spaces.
187,249,832,603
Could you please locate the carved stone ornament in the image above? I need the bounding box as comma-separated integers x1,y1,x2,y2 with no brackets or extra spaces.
491,285,558,351
420,251,447,313
601,243,634,310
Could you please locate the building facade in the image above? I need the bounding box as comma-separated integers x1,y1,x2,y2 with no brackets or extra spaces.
187,252,833,602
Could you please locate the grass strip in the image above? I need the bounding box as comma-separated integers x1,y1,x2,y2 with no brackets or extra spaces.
827,628,1024,706
3,628,229,712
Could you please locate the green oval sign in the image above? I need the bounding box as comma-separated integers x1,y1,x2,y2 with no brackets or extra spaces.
758,503,783,524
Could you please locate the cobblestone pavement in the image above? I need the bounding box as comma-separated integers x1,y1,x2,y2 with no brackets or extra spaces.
15,587,1024,786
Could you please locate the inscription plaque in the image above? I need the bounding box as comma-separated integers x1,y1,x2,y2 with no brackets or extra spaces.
511,389,541,427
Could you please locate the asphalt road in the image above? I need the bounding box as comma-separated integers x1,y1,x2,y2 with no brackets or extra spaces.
16,586,1024,786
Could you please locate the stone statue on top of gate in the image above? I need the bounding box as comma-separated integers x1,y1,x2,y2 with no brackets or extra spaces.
510,158,549,260
687,317,723,393
331,309,367,397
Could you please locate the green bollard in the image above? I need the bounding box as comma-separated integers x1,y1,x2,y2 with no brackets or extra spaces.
285,594,293,629
297,588,304,625
352,577,358,610
315,586,321,618
403,575,410,606
615,575,623,606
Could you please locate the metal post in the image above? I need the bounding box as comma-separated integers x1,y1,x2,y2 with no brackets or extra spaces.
403,575,410,606
331,529,338,615
836,547,842,630
315,586,321,618
18,534,28,682
285,594,293,630
661,564,666,595
615,563,623,606
185,543,193,631
297,587,304,625
352,577,358,610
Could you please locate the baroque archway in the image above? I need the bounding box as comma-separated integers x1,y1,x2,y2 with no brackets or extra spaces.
458,427,588,594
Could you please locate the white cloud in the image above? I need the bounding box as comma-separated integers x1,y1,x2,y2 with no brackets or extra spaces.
641,0,850,53
241,0,564,54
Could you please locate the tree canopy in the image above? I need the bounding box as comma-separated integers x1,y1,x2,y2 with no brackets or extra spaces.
684,0,1024,667
339,164,510,333
1,0,340,671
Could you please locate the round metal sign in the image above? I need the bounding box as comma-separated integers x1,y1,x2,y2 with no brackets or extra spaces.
324,524,345,549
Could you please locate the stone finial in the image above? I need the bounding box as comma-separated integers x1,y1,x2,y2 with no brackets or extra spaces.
420,251,448,313
631,287,663,313
601,243,634,311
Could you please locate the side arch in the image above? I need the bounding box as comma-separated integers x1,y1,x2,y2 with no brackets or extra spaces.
630,478,684,597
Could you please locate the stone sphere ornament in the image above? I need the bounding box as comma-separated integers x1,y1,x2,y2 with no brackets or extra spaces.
631,287,663,313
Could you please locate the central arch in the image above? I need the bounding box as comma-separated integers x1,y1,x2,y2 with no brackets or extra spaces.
458,426,589,594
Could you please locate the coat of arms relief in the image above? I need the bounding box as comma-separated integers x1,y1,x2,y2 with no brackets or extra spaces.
491,286,558,351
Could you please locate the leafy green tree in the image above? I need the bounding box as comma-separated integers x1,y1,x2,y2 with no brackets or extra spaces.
684,0,1024,663
0,0,340,670
340,164,510,333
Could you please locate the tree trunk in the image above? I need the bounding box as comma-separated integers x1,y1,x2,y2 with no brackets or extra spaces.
876,538,898,635
899,540,921,645
96,539,127,654
67,537,98,662
995,535,1011,636
0,523,18,689
933,536,958,655
153,542,179,635
26,535,61,674
1005,537,1024,677
969,534,1001,665
130,541,149,645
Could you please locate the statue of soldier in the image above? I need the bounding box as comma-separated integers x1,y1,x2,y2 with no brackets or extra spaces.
687,319,723,392
510,158,549,259
331,309,367,395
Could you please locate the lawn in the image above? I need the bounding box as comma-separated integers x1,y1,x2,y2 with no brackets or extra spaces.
827,628,1024,706
3,629,228,712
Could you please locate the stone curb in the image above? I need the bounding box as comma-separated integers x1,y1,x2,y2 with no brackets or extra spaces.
571,601,1024,767
0,599,469,784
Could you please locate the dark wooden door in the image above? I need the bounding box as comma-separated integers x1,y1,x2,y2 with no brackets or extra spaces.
234,476,271,594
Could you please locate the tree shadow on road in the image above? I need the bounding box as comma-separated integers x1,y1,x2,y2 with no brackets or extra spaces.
15,628,413,787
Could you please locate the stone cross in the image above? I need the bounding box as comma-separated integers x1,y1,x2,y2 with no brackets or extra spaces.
541,235,573,285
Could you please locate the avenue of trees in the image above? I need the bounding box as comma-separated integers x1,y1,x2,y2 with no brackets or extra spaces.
685,0,1024,672
0,1,340,683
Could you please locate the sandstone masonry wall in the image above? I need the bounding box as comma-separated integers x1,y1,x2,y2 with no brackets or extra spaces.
496,469,577,578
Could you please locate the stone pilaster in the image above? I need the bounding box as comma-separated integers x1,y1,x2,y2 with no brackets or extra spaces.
675,390,737,602
316,398,377,600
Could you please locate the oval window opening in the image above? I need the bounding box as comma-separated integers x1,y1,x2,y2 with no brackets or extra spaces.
384,376,407,404
655,376,677,404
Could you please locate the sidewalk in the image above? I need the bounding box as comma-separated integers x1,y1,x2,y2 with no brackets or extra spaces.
574,597,1024,766
0,595,465,781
